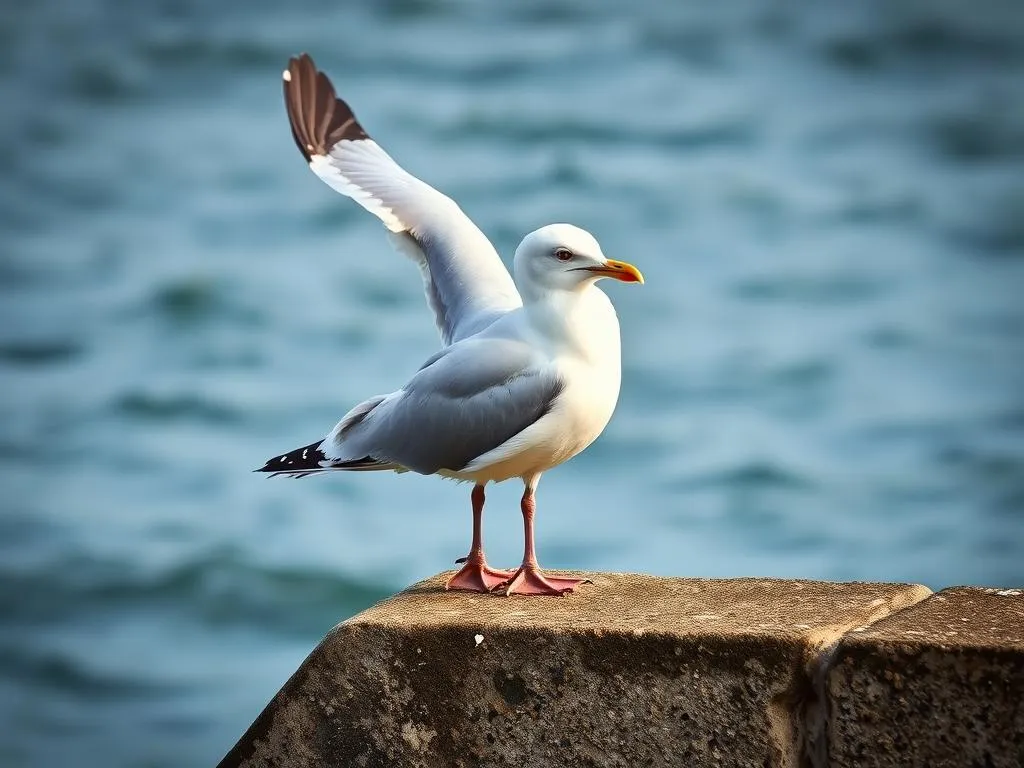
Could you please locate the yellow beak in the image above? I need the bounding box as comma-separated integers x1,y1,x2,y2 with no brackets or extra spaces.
583,259,645,284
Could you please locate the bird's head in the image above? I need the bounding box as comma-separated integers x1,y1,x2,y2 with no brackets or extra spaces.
513,224,644,300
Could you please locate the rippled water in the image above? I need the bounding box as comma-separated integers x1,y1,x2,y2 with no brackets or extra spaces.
2,0,1023,764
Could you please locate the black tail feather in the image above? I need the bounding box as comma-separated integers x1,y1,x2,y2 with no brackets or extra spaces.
256,440,328,474
256,440,389,478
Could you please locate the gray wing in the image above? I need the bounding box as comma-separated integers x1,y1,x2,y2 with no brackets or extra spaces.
283,54,522,345
321,339,563,475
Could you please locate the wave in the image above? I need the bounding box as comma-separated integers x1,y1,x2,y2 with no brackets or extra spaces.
0,548,391,639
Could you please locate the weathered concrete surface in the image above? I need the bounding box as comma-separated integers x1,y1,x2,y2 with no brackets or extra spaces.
828,586,1024,768
218,573,928,768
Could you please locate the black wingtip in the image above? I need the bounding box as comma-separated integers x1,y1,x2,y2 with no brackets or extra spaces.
256,440,328,474
257,437,391,478
283,53,369,163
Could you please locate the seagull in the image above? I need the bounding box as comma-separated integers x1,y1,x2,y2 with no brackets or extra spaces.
258,54,643,596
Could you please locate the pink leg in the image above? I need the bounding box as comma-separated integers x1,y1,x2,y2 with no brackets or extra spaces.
446,485,514,593
499,485,589,596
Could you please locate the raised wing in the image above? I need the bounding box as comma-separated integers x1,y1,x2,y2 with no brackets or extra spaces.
283,54,522,345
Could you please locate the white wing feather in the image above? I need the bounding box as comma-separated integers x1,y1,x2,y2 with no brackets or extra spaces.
284,55,521,345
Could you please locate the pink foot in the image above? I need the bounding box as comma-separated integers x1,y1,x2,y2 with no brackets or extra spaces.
446,559,516,593
496,566,590,596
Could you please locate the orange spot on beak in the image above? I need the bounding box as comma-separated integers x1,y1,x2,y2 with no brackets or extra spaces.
584,259,644,284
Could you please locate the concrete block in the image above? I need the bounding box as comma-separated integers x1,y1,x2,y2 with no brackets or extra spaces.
219,573,928,768
828,586,1024,768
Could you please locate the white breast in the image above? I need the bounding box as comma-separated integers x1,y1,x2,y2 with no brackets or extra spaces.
548,288,623,458
457,287,622,484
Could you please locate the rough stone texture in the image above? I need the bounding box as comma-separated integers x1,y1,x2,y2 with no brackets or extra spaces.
218,572,928,768
828,586,1024,768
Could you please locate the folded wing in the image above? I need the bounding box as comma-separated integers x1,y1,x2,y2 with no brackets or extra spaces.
283,54,522,345
321,338,563,475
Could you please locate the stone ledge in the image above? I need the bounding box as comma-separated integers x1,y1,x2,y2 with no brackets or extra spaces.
827,586,1024,768
218,573,930,768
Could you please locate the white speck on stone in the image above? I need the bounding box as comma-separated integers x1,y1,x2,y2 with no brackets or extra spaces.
474,634,484,646
400,722,436,752
282,69,291,82
996,589,1021,597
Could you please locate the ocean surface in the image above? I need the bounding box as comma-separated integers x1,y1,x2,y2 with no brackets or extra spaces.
1,0,1023,764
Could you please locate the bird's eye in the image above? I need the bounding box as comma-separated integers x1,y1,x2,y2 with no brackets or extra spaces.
554,248,573,261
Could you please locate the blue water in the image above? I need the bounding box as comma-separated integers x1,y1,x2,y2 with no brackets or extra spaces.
1,0,1023,764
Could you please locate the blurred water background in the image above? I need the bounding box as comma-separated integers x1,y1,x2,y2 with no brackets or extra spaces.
1,0,1023,764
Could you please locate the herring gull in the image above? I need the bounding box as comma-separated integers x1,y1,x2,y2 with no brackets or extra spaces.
258,54,644,596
